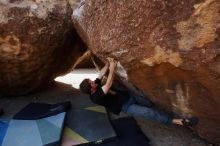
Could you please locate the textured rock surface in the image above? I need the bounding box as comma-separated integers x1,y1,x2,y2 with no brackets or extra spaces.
72,0,220,145
68,0,81,10
0,0,86,96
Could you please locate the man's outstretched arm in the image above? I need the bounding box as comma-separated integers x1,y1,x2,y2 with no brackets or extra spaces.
101,59,117,94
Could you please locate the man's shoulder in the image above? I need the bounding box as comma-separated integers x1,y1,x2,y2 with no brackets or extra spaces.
91,87,105,97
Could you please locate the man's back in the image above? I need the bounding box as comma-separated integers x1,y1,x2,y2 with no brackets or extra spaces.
90,78,129,115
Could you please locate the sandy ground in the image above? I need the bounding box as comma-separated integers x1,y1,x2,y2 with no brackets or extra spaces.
0,69,214,146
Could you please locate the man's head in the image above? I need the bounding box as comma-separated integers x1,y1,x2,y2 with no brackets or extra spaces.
79,79,97,94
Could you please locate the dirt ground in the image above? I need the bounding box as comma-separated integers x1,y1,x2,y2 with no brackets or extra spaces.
0,81,213,146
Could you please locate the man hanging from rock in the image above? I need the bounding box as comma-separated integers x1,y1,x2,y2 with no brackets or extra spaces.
80,58,198,126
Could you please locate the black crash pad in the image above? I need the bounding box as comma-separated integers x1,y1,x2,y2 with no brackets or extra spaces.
83,117,150,146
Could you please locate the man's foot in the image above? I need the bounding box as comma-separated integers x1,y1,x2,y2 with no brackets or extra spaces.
181,117,199,126
0,108,4,116
172,117,199,126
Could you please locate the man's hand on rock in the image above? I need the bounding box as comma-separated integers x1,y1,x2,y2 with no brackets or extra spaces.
106,57,114,63
109,59,117,71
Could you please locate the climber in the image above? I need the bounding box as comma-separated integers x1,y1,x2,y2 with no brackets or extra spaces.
79,58,198,126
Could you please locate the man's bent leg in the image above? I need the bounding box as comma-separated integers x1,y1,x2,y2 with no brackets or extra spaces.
122,104,172,125
130,91,153,107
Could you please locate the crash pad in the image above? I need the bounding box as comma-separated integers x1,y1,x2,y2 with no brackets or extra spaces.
84,117,150,146
13,101,71,120
0,112,66,146
61,106,117,146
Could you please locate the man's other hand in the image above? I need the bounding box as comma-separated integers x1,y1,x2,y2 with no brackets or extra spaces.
109,59,117,71
107,57,114,62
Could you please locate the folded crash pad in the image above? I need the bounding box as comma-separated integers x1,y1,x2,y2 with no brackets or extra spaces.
13,101,71,120
61,106,117,146
0,112,66,146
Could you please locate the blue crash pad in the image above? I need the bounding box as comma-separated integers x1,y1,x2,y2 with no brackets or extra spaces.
0,112,66,146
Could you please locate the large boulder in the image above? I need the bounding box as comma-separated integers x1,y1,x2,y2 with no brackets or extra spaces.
72,0,220,145
0,0,86,96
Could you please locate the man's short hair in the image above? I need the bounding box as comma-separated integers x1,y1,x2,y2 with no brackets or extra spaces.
80,79,91,94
